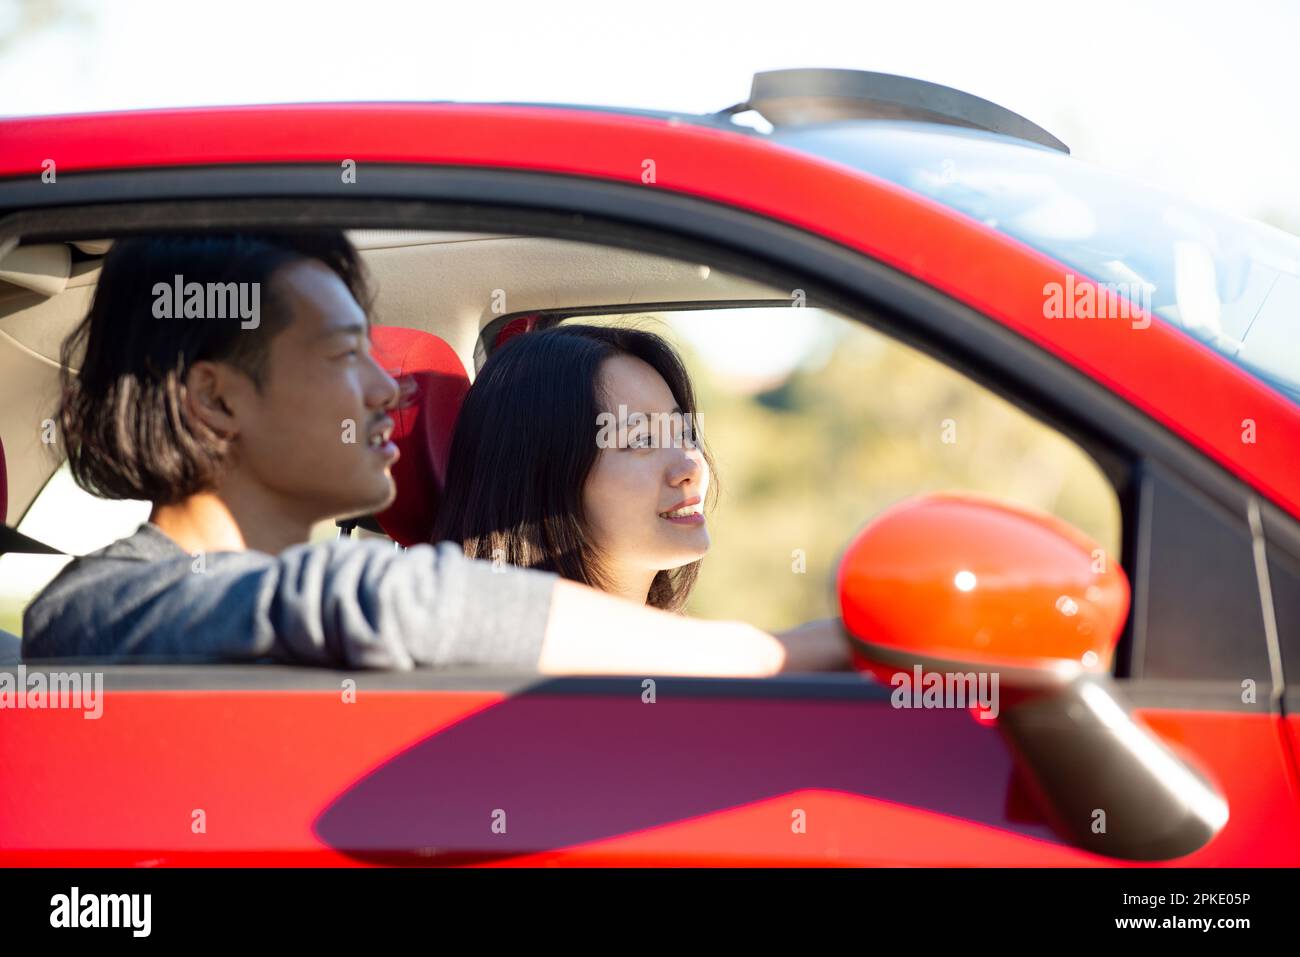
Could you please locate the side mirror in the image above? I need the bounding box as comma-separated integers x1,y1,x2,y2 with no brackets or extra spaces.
837,493,1228,861
837,492,1128,686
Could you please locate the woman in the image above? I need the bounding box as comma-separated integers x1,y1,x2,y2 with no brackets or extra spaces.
433,324,714,611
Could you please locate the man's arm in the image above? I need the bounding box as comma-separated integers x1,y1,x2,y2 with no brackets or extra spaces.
23,537,553,668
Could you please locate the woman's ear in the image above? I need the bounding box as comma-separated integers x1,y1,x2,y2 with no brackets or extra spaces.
182,360,240,440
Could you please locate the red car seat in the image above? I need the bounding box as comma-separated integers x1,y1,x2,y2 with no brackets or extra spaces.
367,327,471,547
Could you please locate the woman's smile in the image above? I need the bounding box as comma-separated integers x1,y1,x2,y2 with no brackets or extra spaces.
659,497,705,525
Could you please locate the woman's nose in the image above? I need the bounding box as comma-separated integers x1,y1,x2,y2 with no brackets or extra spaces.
668,446,705,486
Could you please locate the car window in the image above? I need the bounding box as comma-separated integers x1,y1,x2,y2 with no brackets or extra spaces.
776,121,1300,406
0,228,1119,665
566,306,1122,632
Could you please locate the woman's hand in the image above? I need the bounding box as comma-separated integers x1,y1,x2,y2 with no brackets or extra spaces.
773,617,854,672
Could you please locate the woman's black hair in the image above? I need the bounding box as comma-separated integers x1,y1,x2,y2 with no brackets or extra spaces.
58,230,372,503
433,323,716,611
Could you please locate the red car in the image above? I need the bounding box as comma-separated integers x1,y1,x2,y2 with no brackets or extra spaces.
1,69,1298,867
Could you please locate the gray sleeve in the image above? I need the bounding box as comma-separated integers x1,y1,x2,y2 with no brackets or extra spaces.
23,539,557,670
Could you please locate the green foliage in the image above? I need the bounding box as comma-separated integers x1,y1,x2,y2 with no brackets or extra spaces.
666,314,1121,630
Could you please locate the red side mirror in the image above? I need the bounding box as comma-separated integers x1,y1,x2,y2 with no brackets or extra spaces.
836,494,1232,861
837,493,1129,685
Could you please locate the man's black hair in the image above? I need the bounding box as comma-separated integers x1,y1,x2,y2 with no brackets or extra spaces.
58,231,371,503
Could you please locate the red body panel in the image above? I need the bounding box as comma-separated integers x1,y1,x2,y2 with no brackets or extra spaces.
4,104,1299,519
0,692,1295,866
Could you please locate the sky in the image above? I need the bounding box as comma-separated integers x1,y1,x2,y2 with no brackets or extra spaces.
1,0,1298,229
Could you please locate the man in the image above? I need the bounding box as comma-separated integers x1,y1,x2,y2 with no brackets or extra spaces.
23,231,846,674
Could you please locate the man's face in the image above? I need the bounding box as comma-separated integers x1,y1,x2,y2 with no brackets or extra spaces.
223,259,400,524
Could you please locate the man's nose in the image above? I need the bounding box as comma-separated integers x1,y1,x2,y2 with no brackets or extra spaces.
369,360,403,409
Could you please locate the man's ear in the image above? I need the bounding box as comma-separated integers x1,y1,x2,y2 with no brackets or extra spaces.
182,360,241,440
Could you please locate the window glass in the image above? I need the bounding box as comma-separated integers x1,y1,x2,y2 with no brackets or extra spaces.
778,122,1300,405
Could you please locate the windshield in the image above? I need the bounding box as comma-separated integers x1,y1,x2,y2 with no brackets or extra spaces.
776,121,1300,406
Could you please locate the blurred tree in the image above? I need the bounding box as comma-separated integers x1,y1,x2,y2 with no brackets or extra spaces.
621,311,1123,631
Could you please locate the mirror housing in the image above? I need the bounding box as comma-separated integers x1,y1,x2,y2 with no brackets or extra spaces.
838,492,1128,687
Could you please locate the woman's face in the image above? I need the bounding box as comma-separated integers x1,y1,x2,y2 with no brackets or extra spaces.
583,354,711,591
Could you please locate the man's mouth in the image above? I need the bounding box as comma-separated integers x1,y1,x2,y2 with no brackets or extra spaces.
367,419,399,461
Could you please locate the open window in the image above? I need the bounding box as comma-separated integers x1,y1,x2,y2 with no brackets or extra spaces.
1,223,1120,660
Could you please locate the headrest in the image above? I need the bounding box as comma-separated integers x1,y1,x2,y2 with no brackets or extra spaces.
0,435,61,555
369,327,470,547
493,312,542,350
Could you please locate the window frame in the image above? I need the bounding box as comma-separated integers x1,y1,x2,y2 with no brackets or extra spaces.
0,163,1287,709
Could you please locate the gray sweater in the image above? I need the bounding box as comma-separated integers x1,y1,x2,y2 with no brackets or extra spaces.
21,523,557,669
